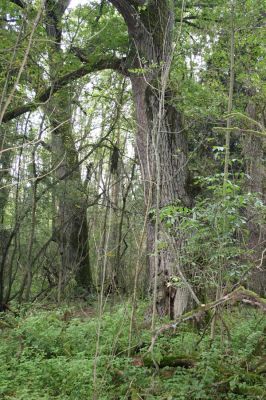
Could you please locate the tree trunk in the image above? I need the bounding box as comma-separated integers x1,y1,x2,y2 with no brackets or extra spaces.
131,77,192,317
243,100,266,295
108,143,122,292
45,0,93,293
48,92,92,292
109,0,192,317
0,127,14,305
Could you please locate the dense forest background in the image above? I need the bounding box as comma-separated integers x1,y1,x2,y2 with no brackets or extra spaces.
0,0,265,399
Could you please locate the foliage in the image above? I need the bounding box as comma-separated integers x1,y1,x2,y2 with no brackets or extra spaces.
159,178,265,294
0,304,265,399
0,0,265,397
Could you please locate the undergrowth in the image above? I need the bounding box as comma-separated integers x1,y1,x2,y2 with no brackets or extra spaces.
0,303,265,399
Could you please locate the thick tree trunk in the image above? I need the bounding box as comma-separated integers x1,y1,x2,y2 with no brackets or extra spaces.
243,101,266,295
110,0,193,317
45,0,93,293
48,92,92,292
131,77,192,317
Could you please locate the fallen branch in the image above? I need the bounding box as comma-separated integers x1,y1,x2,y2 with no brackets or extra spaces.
143,354,196,368
148,286,266,352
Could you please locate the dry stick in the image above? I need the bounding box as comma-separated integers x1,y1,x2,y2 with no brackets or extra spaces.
0,116,112,193
24,116,46,301
0,117,70,220
127,56,155,354
0,138,43,155
0,2,44,126
148,286,266,353
230,246,266,293
93,183,110,395
1,126,114,301
92,102,109,400
2,116,30,303
127,26,162,350
147,2,187,375
93,175,113,400
107,77,127,294
125,23,158,363
256,247,266,270
151,114,162,335
115,158,136,287
126,76,163,356
0,153,65,192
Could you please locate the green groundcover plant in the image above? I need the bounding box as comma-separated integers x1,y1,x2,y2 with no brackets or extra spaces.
0,302,265,399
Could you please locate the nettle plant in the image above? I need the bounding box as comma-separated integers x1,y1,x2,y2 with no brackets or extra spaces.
160,175,265,293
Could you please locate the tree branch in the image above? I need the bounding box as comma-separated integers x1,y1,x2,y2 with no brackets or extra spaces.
148,286,266,352
108,0,152,44
108,0,154,61
1,57,127,124
108,0,139,33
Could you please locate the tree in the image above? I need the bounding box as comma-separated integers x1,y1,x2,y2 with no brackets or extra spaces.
107,0,192,318
1,0,192,315
2,0,264,315
44,0,93,297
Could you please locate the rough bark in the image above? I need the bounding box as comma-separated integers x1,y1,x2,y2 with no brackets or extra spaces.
131,77,192,318
243,100,266,296
110,0,192,317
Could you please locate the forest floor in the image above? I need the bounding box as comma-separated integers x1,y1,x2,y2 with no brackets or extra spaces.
0,300,265,400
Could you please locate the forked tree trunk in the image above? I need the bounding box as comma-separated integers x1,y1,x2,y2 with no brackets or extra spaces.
110,0,192,317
